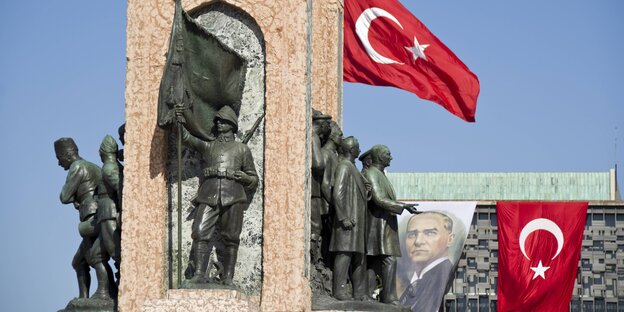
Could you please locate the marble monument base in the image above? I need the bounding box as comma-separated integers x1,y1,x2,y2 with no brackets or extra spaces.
141,289,260,312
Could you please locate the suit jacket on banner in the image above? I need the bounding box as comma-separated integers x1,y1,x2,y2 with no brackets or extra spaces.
399,259,453,312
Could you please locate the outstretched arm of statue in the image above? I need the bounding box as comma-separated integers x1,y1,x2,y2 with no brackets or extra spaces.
403,203,419,214
368,173,404,215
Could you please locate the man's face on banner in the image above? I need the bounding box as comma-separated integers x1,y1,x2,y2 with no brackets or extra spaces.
405,213,454,266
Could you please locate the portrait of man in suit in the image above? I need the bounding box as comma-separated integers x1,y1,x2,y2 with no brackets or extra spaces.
399,211,455,312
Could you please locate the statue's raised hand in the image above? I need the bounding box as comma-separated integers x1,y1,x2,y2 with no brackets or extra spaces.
174,103,187,124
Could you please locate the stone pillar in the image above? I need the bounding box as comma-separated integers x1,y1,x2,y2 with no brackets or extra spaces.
120,0,343,311
311,0,343,120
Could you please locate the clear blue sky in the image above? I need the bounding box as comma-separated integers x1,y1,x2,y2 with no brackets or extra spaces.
0,1,622,311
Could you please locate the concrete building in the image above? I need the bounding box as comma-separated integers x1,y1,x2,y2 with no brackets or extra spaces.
388,169,623,311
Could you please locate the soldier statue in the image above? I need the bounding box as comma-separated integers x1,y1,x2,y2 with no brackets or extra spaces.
97,135,123,283
362,144,418,305
330,136,371,301
176,105,258,286
54,138,116,300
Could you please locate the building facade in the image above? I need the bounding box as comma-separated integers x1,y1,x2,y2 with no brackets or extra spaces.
388,170,622,312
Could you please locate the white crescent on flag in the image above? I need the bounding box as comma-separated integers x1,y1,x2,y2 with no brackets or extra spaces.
518,218,564,260
355,7,404,65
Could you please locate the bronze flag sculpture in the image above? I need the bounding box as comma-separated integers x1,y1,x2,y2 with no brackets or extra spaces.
157,0,247,141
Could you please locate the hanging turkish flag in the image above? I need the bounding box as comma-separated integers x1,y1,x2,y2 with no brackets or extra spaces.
343,0,480,122
497,202,588,312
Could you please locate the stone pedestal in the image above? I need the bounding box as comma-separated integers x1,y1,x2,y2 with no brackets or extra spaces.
142,289,259,312
120,0,342,311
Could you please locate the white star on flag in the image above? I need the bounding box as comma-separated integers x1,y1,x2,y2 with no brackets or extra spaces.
405,36,429,62
530,260,550,280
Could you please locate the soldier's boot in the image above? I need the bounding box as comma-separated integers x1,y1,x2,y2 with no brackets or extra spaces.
188,241,210,284
220,247,238,286
76,267,91,298
91,262,113,300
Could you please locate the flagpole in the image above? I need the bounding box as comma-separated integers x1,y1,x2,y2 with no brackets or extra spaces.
177,121,183,288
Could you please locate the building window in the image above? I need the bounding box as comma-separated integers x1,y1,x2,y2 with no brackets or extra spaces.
478,239,488,249
593,240,604,250
468,298,477,312
490,214,497,226
467,257,476,269
479,296,489,311
605,213,615,226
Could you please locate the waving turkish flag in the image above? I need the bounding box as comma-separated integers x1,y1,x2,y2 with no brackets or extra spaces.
343,0,480,122
497,202,588,312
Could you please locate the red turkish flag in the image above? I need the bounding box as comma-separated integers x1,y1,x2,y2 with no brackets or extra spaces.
343,0,480,122
496,202,588,312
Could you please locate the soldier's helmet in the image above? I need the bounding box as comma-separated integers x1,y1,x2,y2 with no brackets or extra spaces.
54,137,79,156
214,106,239,132
99,135,119,155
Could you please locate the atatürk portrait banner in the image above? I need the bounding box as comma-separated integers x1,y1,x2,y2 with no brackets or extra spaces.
396,201,477,312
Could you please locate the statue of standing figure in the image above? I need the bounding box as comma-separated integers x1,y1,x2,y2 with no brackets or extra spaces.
98,135,123,283
176,105,258,286
329,136,372,301
54,138,117,303
362,144,418,305
320,121,343,264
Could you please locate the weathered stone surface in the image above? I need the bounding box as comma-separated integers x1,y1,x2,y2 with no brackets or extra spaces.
142,289,259,312
311,0,343,120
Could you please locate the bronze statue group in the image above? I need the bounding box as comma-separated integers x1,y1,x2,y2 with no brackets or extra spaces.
54,124,124,304
54,108,419,310
310,110,418,306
